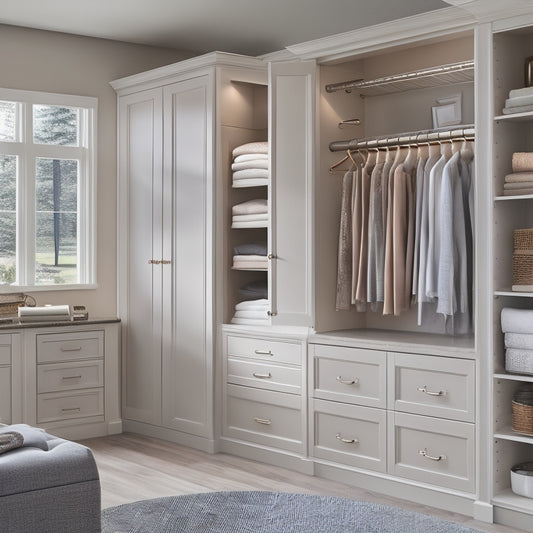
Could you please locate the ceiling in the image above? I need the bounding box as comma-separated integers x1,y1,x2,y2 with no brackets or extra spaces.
0,0,452,57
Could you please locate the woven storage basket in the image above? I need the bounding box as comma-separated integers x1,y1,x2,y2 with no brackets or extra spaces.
513,228,533,287
0,293,35,318
512,387,533,436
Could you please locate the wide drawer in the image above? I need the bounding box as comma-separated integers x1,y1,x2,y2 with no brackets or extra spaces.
226,335,301,365
37,388,104,423
37,360,104,393
388,412,475,493
388,353,475,422
37,330,104,363
311,398,386,472
310,344,386,408
227,357,301,394
223,384,303,453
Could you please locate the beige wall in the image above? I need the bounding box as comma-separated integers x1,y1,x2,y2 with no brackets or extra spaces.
0,24,195,317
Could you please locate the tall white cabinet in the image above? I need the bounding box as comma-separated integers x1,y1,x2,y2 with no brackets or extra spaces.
112,53,267,451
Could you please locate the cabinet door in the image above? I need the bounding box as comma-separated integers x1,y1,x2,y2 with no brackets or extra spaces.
118,88,163,425
0,366,11,424
161,74,214,438
269,60,315,327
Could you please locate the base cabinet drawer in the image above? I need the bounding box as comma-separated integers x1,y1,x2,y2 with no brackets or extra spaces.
37,360,104,393
226,335,301,365
37,388,104,423
37,331,104,363
224,384,303,453
311,399,386,473
388,412,475,492
388,353,475,422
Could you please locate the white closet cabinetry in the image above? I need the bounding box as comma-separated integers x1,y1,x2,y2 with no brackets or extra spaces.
113,53,267,451
0,334,20,424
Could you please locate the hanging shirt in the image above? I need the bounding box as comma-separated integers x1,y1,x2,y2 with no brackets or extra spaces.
367,161,384,308
350,165,362,308
412,156,427,298
378,157,394,303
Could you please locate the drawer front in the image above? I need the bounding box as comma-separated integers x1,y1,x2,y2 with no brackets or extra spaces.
388,353,475,422
0,366,11,424
37,388,104,423
226,335,301,365
0,342,11,366
227,357,301,394
37,330,104,363
311,399,386,472
388,412,475,493
37,360,104,393
224,384,303,453
310,344,386,408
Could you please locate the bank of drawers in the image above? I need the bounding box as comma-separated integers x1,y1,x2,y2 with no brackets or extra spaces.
36,330,105,424
309,343,475,492
223,333,305,453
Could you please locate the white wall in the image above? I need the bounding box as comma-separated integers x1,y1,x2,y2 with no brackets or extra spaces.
0,24,195,317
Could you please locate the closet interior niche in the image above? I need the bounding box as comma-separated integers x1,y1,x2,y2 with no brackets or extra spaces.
315,32,476,343
219,72,269,326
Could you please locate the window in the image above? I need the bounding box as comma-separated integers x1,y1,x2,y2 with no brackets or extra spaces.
0,89,97,290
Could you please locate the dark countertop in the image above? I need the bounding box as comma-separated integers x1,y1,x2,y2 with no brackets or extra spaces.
0,316,120,330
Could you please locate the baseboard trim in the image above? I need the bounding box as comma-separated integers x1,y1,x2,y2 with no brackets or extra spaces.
473,500,494,523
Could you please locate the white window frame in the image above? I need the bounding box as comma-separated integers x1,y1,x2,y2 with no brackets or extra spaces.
0,88,97,291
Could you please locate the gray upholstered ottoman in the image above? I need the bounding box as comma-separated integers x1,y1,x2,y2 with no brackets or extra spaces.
0,424,101,533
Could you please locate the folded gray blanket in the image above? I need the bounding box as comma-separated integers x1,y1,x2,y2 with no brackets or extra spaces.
0,431,24,454
234,242,267,256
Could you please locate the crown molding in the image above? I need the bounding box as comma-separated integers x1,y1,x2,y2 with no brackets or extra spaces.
282,7,476,63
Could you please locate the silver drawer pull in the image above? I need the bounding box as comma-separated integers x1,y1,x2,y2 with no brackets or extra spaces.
61,375,82,380
417,386,447,397
253,417,272,425
254,349,273,356
60,346,83,352
336,433,359,444
336,376,359,386
61,407,81,413
252,372,272,379
419,448,446,461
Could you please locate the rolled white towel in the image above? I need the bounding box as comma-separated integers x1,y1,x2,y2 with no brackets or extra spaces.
505,332,533,350
501,307,533,334
18,305,70,317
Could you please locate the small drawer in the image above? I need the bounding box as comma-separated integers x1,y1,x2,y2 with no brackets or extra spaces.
37,360,104,393
310,344,386,408
0,344,11,366
388,353,475,422
388,412,475,493
311,399,386,472
223,384,303,453
226,335,301,365
37,331,104,363
227,357,301,394
37,388,104,423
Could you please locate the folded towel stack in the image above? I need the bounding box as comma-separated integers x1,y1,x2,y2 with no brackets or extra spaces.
503,154,533,196
231,298,270,325
501,308,533,374
232,242,268,270
239,279,268,300
231,142,269,188
232,198,268,228
503,86,533,115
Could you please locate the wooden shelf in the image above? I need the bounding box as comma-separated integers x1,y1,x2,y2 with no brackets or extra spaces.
495,110,533,122
495,194,533,201
495,427,533,444
494,289,533,297
492,489,533,514
494,373,533,383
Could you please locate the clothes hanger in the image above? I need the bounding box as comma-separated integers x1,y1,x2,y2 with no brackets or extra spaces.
460,136,475,163
328,149,361,174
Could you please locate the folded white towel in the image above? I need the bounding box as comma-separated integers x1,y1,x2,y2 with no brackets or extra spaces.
505,332,533,350
234,310,269,319
232,199,268,216
501,307,533,333
503,104,533,115
233,169,269,180
232,220,269,228
503,188,533,196
232,261,268,270
505,172,533,183
0,431,24,454
232,214,268,222
231,160,269,172
232,178,269,188
232,141,268,158
506,94,533,108
505,348,533,374
233,254,267,262
230,317,270,325
504,181,533,189
235,299,269,310
234,154,268,163
509,86,533,99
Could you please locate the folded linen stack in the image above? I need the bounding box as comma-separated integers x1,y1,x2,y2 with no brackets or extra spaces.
503,86,533,115
232,198,268,228
231,298,270,325
18,304,71,322
501,308,533,375
231,141,269,188
239,279,267,300
503,153,533,196
232,242,268,270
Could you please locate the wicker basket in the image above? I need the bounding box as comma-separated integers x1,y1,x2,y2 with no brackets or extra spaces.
512,387,533,435
513,229,533,288
0,293,35,318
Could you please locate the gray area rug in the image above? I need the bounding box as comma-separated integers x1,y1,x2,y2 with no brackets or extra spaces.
101,491,484,533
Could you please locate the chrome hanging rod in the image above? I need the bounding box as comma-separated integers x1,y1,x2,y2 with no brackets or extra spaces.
329,125,475,152
325,60,475,94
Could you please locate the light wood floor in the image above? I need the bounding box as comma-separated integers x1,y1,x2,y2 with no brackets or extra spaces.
80,433,523,533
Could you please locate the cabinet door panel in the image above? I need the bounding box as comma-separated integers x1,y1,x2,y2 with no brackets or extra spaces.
0,366,11,424
269,61,315,327
119,88,163,425
161,74,213,438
